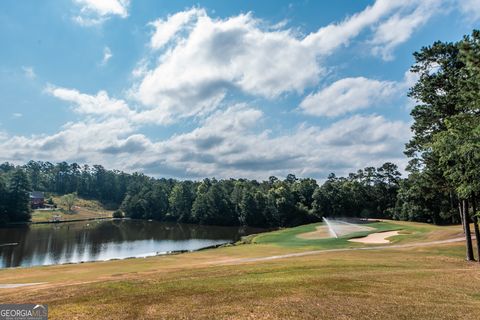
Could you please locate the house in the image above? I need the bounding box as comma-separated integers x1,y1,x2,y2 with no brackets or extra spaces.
29,191,45,209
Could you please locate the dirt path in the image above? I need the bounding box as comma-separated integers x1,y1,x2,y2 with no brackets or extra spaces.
0,282,46,289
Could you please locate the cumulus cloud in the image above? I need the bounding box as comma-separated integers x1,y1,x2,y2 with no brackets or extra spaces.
73,0,129,26
0,118,135,165
369,0,442,60
130,1,443,124
101,134,152,154
302,0,406,55
150,8,205,50
134,11,321,123
46,86,133,118
300,77,397,117
130,106,411,179
46,85,181,125
300,70,419,117
0,101,411,179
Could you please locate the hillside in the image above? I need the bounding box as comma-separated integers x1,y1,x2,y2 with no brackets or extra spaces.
31,196,114,223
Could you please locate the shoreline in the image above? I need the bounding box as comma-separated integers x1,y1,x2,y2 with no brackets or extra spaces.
5,216,119,226
0,242,233,270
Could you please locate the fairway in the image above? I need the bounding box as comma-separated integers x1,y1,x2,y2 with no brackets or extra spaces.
0,220,478,320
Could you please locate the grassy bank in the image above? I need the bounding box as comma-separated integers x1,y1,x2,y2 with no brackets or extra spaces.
31,196,113,223
0,220,477,319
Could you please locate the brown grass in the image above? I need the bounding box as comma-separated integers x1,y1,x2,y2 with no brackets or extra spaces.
0,221,479,319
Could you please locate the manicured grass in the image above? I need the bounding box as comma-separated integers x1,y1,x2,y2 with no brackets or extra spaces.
31,196,113,223
0,220,477,319
252,220,452,249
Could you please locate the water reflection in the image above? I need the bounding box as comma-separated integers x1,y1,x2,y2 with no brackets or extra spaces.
0,220,262,268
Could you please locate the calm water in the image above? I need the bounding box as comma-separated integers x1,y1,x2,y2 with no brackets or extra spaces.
0,220,263,268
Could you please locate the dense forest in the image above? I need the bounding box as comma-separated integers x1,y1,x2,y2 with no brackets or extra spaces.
0,160,402,227
0,31,479,260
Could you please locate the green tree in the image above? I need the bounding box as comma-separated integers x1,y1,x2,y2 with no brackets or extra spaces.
61,192,78,213
7,170,31,222
404,30,480,260
168,182,194,222
0,174,9,224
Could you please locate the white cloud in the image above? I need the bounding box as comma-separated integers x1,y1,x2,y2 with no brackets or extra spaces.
101,47,113,65
22,66,36,79
134,11,321,123
131,106,411,179
150,8,206,50
369,0,442,60
459,0,480,22
300,70,419,117
0,118,135,165
12,113,23,118
73,0,129,26
46,86,133,117
0,100,411,179
46,85,177,125
131,1,442,124
300,77,397,117
302,0,406,55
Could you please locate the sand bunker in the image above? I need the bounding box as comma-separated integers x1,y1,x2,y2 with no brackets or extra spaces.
349,231,402,244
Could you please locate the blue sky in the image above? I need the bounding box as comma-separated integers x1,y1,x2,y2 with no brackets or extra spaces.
0,0,478,179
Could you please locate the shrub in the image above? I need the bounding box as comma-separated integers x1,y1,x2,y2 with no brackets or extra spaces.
113,210,124,219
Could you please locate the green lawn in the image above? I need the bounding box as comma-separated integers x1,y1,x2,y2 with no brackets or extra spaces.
251,220,445,249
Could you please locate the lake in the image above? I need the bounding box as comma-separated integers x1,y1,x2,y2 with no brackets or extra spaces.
0,219,263,268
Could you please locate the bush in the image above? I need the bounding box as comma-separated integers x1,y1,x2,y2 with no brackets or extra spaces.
113,210,124,218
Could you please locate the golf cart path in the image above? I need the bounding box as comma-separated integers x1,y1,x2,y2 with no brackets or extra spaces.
0,282,47,289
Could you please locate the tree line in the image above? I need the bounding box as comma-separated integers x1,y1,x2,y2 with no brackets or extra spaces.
0,160,407,227
0,157,457,228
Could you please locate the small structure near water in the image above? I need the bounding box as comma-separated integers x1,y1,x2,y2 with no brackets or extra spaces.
29,191,45,209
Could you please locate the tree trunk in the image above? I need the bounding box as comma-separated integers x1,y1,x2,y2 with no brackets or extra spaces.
463,199,475,261
459,201,465,234
472,196,480,263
